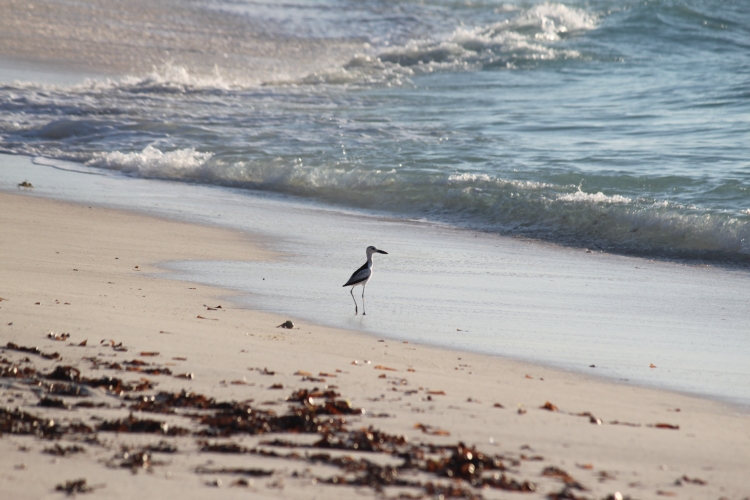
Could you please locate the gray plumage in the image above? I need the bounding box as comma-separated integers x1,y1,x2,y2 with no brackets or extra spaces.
343,246,388,315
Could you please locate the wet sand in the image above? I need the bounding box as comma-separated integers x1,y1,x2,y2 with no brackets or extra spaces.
1,191,748,500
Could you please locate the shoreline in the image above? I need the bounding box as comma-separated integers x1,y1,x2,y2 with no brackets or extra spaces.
159,257,750,415
0,0,362,86
2,191,749,499
3,151,750,411
3,152,750,410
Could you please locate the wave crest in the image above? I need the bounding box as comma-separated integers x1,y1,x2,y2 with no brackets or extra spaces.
303,2,598,85
557,190,632,204
86,145,214,177
381,3,595,67
81,150,750,261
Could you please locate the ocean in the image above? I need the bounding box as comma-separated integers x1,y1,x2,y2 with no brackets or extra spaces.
1,0,749,406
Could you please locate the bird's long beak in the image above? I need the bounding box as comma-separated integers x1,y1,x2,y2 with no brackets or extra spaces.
377,249,388,254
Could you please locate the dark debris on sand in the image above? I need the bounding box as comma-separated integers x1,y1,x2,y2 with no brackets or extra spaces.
98,414,190,436
0,351,641,500
44,443,86,456
55,478,99,495
4,342,60,360
0,406,93,439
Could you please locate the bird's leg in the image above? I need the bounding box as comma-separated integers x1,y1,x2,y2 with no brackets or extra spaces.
362,284,366,316
350,287,358,315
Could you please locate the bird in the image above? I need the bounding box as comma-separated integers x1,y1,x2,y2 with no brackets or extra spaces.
343,246,388,315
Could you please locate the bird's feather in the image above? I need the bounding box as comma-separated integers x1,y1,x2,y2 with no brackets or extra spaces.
343,262,371,287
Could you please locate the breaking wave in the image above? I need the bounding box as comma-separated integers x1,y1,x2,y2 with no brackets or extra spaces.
3,0,749,265
78,146,750,263
86,146,214,177
304,3,598,85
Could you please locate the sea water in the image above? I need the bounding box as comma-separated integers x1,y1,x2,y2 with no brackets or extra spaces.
1,0,749,405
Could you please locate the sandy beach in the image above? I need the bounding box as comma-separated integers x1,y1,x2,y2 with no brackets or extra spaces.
1,191,748,500
1,0,749,497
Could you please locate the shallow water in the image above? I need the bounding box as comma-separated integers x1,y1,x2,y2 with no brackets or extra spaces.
1,0,749,262
2,155,749,408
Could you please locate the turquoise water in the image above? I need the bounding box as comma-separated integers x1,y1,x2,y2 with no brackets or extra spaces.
1,0,749,262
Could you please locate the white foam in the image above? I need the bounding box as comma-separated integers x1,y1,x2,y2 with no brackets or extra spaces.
517,3,598,40
86,145,213,177
293,2,598,87
2,62,253,97
447,172,559,191
556,190,632,204
447,173,493,183
373,2,596,75
1,4,597,92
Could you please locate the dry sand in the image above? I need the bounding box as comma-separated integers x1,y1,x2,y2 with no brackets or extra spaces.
0,191,748,500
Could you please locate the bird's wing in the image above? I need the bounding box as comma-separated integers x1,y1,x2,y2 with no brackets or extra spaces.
343,262,371,286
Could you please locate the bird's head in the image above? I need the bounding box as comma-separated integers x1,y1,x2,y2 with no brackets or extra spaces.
366,245,388,256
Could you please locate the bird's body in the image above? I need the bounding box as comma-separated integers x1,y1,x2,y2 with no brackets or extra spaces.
343,246,387,315
343,261,372,288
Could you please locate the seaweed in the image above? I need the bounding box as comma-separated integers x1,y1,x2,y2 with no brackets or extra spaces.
46,366,81,382
107,446,168,473
198,441,252,454
44,444,86,456
129,390,221,414
38,397,70,409
4,342,60,360
547,487,590,500
98,414,189,436
0,407,64,439
1,364,38,378
195,466,274,477
46,382,87,397
314,427,408,453
542,466,586,490
145,440,179,454
3,362,585,498
55,479,98,495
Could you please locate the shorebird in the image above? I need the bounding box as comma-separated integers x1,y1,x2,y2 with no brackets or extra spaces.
343,246,388,315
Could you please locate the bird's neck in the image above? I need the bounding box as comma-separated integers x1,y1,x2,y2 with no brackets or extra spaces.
366,254,374,267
